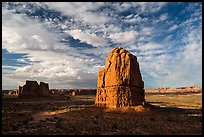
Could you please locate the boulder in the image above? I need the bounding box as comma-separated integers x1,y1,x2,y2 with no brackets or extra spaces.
95,47,145,108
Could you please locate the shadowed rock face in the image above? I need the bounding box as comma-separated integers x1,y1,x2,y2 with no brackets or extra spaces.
95,47,145,108
19,81,39,97
18,80,50,98
39,82,49,97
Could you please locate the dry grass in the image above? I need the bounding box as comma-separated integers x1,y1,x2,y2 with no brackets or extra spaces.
2,90,202,135
146,91,202,109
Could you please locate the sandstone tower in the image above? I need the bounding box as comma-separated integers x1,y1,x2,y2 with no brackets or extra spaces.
95,47,145,108
18,80,50,98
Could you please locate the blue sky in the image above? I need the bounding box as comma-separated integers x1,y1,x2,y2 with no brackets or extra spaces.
2,2,202,89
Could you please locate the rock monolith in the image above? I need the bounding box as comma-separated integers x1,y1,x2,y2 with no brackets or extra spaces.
18,80,50,98
95,47,145,108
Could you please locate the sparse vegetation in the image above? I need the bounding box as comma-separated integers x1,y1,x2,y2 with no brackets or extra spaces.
2,91,202,135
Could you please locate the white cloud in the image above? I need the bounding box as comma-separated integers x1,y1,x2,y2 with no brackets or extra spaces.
2,6,102,89
31,35,43,42
45,2,110,25
109,30,138,44
2,65,19,70
137,2,167,13
99,24,122,34
159,13,168,21
65,29,108,47
2,8,66,53
182,28,202,66
2,2,202,89
140,27,153,36
168,24,179,31
124,15,143,23
138,42,164,51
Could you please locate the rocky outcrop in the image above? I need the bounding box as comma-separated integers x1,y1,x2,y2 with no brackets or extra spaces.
18,86,23,96
18,81,39,97
95,47,145,108
39,82,49,97
18,80,50,98
8,90,18,95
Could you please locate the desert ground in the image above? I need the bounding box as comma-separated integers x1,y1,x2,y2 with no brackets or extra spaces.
2,88,202,135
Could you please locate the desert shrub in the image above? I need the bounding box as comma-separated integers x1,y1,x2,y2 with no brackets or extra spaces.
95,115,99,119
55,121,62,128
45,118,54,121
58,117,63,122
40,119,45,123
11,124,18,131
21,119,29,125
150,117,156,122
29,117,34,121
54,116,59,119
92,119,98,124
111,123,118,129
21,121,28,126
63,95,70,100
166,116,173,122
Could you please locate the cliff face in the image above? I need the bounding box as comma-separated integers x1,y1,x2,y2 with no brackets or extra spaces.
95,47,145,108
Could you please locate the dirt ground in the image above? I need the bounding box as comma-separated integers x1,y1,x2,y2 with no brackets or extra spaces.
2,91,202,135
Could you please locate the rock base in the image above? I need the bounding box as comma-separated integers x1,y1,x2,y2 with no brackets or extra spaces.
95,86,145,108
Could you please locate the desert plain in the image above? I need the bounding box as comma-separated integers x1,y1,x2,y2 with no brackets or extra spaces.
2,87,202,135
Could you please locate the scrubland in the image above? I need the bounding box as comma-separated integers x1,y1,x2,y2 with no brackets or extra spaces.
2,89,202,135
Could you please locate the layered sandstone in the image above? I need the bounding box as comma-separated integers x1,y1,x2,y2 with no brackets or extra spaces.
95,47,145,108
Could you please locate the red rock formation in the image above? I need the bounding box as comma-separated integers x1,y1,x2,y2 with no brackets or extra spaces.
17,86,23,96
19,80,39,97
18,80,50,98
39,82,50,97
95,47,145,108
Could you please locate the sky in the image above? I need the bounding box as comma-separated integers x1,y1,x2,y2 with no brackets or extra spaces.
2,2,202,90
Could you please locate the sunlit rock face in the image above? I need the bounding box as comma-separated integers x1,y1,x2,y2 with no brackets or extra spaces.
95,47,145,108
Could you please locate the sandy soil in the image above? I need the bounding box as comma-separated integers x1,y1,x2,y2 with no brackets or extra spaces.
2,92,202,135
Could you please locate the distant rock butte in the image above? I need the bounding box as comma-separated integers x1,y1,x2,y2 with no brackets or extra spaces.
95,47,145,108
39,82,49,97
18,80,50,98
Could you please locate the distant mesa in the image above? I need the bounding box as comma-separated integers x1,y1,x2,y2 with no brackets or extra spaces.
95,47,145,108
18,80,50,98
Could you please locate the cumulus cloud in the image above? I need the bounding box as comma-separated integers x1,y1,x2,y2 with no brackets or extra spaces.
65,29,108,47
168,24,179,31
2,8,65,53
181,28,202,66
2,2,202,89
2,6,101,89
45,2,110,25
138,2,167,13
109,30,138,44
159,13,168,21
138,42,164,51
140,27,153,36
